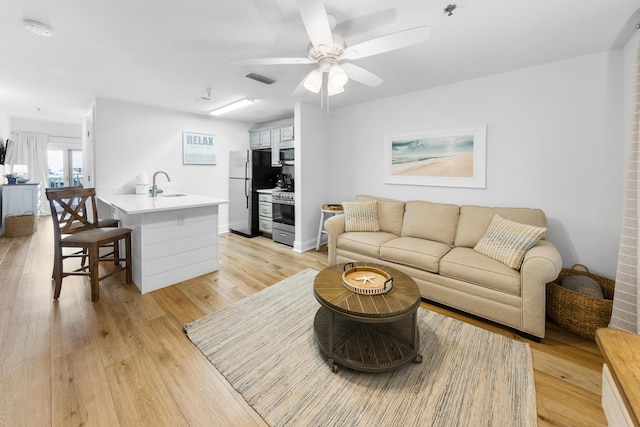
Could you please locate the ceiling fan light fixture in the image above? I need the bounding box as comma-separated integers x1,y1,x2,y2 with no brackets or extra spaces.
327,81,344,96
209,98,254,116
328,64,348,88
303,69,323,93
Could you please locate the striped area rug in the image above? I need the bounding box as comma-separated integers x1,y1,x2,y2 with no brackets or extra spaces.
184,268,537,426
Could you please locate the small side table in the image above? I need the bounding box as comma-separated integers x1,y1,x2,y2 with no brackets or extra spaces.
595,328,640,427
316,204,343,251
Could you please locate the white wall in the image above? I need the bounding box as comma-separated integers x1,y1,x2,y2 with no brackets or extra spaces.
93,98,253,232
0,110,9,177
323,51,624,278
0,111,10,142
10,117,82,138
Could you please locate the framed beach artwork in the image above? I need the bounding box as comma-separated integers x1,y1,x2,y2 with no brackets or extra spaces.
383,124,487,188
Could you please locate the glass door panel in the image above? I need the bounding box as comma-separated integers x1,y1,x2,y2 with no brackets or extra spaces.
70,149,82,187
48,149,65,187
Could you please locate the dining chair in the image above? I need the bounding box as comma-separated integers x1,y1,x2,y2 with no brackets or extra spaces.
46,187,132,302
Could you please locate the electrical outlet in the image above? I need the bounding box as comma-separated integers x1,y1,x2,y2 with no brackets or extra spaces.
178,215,185,226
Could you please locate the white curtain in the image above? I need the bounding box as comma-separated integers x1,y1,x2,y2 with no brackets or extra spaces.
610,40,640,334
5,133,50,215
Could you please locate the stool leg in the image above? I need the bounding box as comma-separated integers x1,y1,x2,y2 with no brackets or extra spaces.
89,243,100,302
316,211,326,251
124,234,132,284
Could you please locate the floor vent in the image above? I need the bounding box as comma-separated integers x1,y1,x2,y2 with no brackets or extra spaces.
246,73,276,85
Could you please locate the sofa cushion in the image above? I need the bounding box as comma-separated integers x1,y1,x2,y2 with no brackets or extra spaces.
454,205,548,248
337,232,398,259
401,201,460,245
380,237,452,273
356,195,405,235
440,247,521,296
474,214,547,270
342,201,380,232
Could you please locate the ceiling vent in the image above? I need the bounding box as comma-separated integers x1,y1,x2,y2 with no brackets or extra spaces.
193,87,212,102
246,73,276,85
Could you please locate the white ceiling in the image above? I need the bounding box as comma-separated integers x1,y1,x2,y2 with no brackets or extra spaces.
1,1,639,125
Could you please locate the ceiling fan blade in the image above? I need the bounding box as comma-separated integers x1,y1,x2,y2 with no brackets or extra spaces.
341,63,383,87
231,57,313,65
342,26,430,60
335,8,396,39
297,0,333,50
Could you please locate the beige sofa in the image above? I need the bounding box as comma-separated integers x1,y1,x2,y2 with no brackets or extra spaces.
324,195,563,339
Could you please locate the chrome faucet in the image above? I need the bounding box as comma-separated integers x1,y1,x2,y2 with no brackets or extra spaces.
151,171,170,197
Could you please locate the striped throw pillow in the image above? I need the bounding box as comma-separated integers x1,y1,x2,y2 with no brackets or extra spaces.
474,214,547,270
343,201,380,232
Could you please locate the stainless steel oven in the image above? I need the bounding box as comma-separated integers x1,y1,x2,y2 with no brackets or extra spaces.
272,191,294,246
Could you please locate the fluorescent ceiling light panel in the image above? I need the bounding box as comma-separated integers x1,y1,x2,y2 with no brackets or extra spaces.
209,98,254,116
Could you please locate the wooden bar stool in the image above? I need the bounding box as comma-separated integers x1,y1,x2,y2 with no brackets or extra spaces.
316,204,343,251
46,187,133,302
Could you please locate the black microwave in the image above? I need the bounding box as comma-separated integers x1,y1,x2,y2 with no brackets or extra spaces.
280,148,294,164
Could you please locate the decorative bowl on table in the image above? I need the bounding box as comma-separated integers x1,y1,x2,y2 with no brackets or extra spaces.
17,178,30,184
342,264,393,295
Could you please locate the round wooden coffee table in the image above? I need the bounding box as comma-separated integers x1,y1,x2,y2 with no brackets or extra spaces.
313,262,422,372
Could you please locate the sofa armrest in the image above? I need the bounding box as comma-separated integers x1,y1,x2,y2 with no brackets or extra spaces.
324,214,345,265
520,240,563,338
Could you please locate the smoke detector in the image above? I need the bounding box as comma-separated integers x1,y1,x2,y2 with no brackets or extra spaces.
24,19,53,37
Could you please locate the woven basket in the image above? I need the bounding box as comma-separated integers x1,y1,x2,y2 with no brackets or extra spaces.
546,264,614,340
4,211,37,237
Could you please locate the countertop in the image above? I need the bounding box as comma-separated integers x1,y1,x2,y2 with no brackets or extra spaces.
1,182,41,186
256,188,280,194
98,193,228,215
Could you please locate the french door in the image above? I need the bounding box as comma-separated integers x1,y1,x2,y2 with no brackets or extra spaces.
47,148,82,188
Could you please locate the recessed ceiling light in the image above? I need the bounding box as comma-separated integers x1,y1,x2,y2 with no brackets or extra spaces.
24,19,53,37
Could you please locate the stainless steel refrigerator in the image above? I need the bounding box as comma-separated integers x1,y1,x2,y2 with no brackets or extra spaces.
229,149,279,237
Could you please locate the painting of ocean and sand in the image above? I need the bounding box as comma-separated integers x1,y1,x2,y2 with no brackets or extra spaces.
391,134,474,177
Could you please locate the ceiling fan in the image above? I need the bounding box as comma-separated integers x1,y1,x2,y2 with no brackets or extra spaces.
233,0,430,98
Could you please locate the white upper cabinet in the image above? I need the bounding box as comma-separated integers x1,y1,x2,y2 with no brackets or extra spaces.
249,120,294,152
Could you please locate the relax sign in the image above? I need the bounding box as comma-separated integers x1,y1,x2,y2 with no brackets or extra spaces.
183,131,216,164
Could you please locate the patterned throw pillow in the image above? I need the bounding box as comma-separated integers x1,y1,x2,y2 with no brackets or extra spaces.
474,214,547,270
342,201,380,232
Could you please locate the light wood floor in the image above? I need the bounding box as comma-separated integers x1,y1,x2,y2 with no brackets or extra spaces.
0,217,606,426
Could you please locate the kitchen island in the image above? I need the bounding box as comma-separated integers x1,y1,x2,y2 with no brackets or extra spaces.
98,193,228,293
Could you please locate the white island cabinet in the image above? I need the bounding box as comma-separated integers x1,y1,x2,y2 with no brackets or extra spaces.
98,193,228,294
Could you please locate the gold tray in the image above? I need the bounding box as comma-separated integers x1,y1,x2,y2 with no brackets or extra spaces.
323,204,343,211
342,265,393,295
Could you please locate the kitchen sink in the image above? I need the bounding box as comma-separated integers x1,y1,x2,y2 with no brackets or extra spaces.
159,193,187,197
